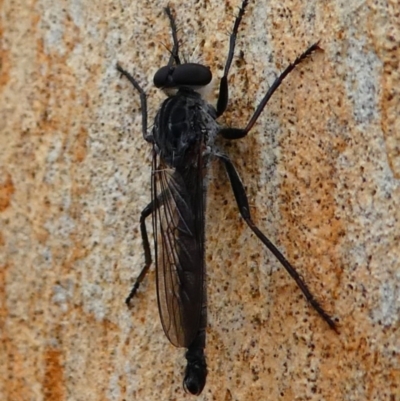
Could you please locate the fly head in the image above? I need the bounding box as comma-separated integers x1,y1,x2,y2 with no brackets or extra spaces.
154,63,212,90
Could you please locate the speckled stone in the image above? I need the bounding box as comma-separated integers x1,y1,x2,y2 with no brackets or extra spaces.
1,1,399,400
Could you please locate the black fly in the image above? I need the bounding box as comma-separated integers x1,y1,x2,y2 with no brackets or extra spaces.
117,0,336,395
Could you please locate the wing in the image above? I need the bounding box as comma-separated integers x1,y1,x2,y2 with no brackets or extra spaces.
152,148,206,348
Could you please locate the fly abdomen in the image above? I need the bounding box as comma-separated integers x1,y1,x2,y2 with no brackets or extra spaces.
183,328,207,395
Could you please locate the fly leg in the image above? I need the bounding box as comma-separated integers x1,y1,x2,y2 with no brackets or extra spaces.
116,65,156,305
125,200,157,306
216,153,337,332
116,64,152,142
219,42,322,139
165,5,181,65
216,0,249,117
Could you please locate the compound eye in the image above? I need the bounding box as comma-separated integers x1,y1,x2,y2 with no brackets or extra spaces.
153,66,171,88
172,64,212,86
153,63,212,88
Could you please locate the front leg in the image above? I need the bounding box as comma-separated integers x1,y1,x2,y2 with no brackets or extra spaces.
219,42,322,139
216,0,249,117
116,64,152,142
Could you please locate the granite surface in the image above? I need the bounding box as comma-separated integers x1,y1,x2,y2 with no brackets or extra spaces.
1,0,399,400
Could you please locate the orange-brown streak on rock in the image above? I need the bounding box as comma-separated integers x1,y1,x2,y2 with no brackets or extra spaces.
27,10,93,272
60,307,122,401
267,2,346,314
1,5,104,400
0,27,10,90
0,261,34,400
261,2,350,400
72,126,89,163
43,348,66,401
0,172,15,211
367,0,400,178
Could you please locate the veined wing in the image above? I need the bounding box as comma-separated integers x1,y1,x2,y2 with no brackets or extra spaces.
152,148,206,348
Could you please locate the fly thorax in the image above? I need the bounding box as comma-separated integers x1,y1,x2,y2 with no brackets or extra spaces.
153,89,214,168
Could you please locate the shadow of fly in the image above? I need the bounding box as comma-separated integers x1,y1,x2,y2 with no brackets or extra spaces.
117,0,337,395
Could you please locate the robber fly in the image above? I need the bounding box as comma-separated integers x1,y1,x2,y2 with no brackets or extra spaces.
117,0,336,395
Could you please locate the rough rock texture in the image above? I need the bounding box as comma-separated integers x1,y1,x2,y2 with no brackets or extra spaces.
1,0,399,400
